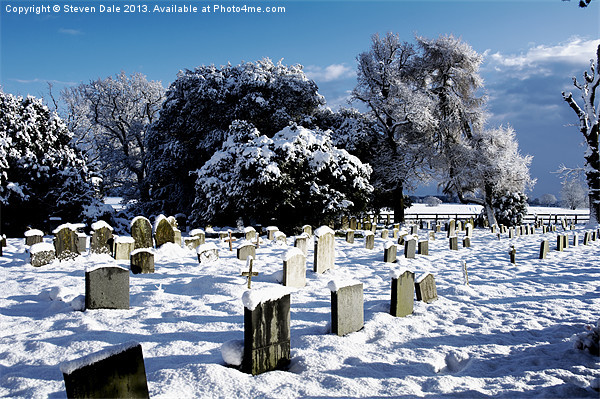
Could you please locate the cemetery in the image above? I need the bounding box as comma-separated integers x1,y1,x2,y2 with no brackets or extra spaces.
0,210,599,397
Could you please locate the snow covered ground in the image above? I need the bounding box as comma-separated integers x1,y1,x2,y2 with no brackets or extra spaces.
1,221,599,398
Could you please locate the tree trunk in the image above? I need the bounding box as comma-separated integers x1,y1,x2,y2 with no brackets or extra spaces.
392,184,405,224
585,124,600,225
483,183,498,227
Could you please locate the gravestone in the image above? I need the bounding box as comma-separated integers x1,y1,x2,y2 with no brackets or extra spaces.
418,240,429,256
449,236,458,250
184,236,201,250
114,236,135,261
509,227,515,239
53,224,80,260
341,216,349,230
61,342,149,399
456,221,463,232
244,226,256,242
30,242,56,267
241,291,291,375
429,231,436,241
274,231,287,246
302,225,312,236
77,232,87,254
365,231,375,250
294,233,309,256
266,226,279,241
463,237,471,248
349,217,357,230
509,245,516,264
381,229,389,239
410,225,418,235
404,237,416,259
556,235,564,251
314,226,335,274
436,224,442,233
237,241,256,261
131,216,153,249
346,229,355,244
90,221,114,254
363,222,372,231
383,241,397,263
465,223,473,238
563,234,569,249
85,265,129,310
390,270,415,317
329,281,364,336
539,239,549,259
583,231,591,245
24,229,44,246
154,215,175,248
415,273,438,303
130,249,154,274
593,231,598,241
447,219,456,238
392,228,399,239
282,248,306,288
197,242,219,264
572,233,579,247
462,261,470,285
190,229,206,245
397,230,408,245
241,257,259,288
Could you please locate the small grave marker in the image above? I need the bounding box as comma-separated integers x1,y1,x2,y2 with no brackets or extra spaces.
130,249,154,274
346,229,355,244
418,240,429,255
282,248,306,288
404,237,416,259
539,239,549,259
463,237,471,248
381,229,389,239
24,229,44,246
365,231,375,250
509,245,516,264
237,241,256,261
113,236,135,261
462,261,469,285
30,242,55,267
266,226,279,241
390,269,414,317
449,236,458,250
85,265,129,310
241,257,259,289
90,221,114,254
383,241,397,263
294,233,309,256
197,242,219,264
329,281,364,336
415,273,438,303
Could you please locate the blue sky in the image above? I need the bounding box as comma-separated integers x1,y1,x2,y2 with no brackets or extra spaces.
1,0,599,199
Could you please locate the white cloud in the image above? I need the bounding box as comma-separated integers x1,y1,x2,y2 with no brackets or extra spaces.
12,78,77,85
304,63,355,82
59,28,82,35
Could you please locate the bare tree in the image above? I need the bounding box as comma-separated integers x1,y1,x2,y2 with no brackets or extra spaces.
562,45,600,224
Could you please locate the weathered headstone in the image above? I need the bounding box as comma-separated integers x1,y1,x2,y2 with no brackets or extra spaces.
557,235,564,251
465,223,473,238
131,216,153,249
197,242,219,264
341,216,349,230
184,236,201,250
410,225,418,235
563,234,569,249
429,231,436,241
404,237,416,259
463,237,471,248
274,231,287,246
30,242,56,267
24,229,44,246
282,248,306,288
53,224,80,260
190,229,206,245
583,231,591,245
241,291,291,375
392,228,399,239
383,241,397,263
509,245,516,264
415,273,438,303
77,232,87,254
91,221,114,254
539,239,549,259
329,281,364,336
456,221,463,232
314,226,335,274
509,227,515,239
418,240,429,255
113,236,135,261
61,342,149,399
266,226,279,241
244,226,256,242
346,229,355,244
349,217,357,230
237,241,256,261
449,236,458,250
154,215,175,248
293,233,309,256
85,265,129,310
381,229,389,239
302,225,312,237
572,233,579,247
365,231,375,250
241,257,259,288
447,219,456,238
130,249,154,274
390,269,415,317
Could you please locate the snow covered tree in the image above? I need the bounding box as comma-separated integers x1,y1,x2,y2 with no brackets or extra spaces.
492,191,528,227
0,90,101,235
540,193,558,207
61,71,165,202
561,178,588,209
352,33,437,222
562,44,600,224
144,59,325,216
192,122,372,230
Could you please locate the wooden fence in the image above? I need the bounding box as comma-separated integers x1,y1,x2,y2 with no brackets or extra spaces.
369,211,590,225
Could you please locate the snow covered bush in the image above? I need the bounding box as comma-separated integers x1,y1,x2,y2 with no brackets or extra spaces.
572,320,599,356
492,191,528,227
192,122,372,230
425,196,443,207
0,91,100,235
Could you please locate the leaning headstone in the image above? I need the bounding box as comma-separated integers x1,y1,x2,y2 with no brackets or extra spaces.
383,241,397,263
266,226,279,241
237,241,256,261
314,226,335,274
85,265,129,310
197,242,219,264
415,273,438,303
293,233,309,257
282,248,306,288
113,236,135,261
130,249,154,274
24,229,44,246
418,240,429,256
131,216,153,249
449,236,458,251
302,225,312,237
190,229,206,245
154,215,175,248
329,281,364,336
30,242,56,267
365,231,375,250
346,229,355,244
60,342,149,399
244,226,256,242
404,237,416,259
90,221,114,254
241,290,291,375
53,224,80,260
390,269,415,317
539,239,549,259
274,231,287,246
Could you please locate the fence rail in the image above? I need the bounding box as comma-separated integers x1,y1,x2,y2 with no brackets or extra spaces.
369,211,590,225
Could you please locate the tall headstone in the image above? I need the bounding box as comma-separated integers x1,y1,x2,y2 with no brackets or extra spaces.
53,224,80,260
563,234,569,249
237,241,256,261
346,229,355,244
329,281,364,336
293,233,309,256
85,265,129,309
302,225,312,236
314,226,335,274
418,240,429,255
197,242,219,264
465,223,473,238
274,231,287,246
90,221,114,255
154,215,175,248
349,217,357,230
390,270,415,317
241,292,291,375
539,239,549,259
130,249,155,274
383,241,397,263
583,231,591,245
556,235,564,251
381,229,389,240
114,236,135,261
24,229,44,246
77,232,87,254
365,231,375,250
190,229,206,245
244,226,256,242
392,228,399,239
131,216,153,249
415,273,438,303
282,248,306,288
404,237,416,259
61,342,149,399
447,219,456,238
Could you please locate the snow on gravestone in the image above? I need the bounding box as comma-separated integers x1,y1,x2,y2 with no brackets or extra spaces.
365,230,375,250
114,236,135,261
53,223,81,260
190,229,206,245
60,341,149,399
390,268,415,317
130,248,154,274
239,288,291,375
329,280,364,336
30,242,56,267
90,221,114,255
266,226,279,241
302,225,312,236
197,242,219,264
383,241,397,263
293,233,309,257
274,231,287,246
154,215,175,248
184,236,201,250
131,216,153,249
539,239,549,259
244,226,256,241
418,240,429,256
24,229,43,246
404,236,416,259
85,264,129,310
415,273,438,304
447,219,456,238
237,240,256,261
282,247,306,288
313,226,335,274
346,229,355,244
381,229,389,240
